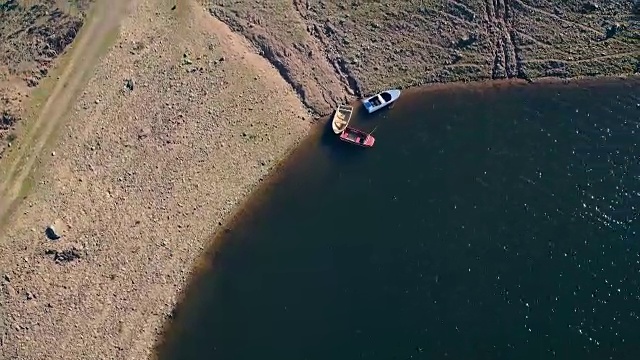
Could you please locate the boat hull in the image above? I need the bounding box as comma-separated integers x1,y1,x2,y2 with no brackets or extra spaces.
362,89,401,114
339,127,375,148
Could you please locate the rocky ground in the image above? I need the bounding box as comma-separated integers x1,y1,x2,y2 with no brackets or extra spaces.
0,0,638,360
0,0,91,158
0,0,311,359
211,0,639,115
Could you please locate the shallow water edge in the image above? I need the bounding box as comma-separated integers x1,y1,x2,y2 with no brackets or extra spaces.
153,75,640,359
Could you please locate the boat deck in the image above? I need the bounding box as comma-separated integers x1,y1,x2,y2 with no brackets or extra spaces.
332,104,354,134
340,127,375,147
343,131,364,143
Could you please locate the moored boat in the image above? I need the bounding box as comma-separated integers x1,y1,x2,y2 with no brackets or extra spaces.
331,104,354,134
339,127,375,148
361,89,401,114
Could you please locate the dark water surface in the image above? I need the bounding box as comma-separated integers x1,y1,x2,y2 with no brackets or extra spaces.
158,79,640,359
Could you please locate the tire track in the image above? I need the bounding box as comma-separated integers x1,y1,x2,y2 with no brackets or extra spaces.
0,0,128,224
292,0,362,98
523,51,640,64
514,0,603,36
485,0,523,79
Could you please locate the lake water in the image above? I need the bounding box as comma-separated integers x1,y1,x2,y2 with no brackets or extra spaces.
156,78,640,359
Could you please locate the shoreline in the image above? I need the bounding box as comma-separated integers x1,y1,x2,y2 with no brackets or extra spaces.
152,78,640,359
159,73,640,255
208,0,639,116
154,73,640,355
0,0,638,359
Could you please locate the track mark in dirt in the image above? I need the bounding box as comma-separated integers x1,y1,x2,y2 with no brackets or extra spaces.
291,0,362,98
514,0,603,36
432,9,477,27
448,0,480,20
524,51,640,64
436,1,481,26
515,30,554,47
484,0,522,79
0,0,129,224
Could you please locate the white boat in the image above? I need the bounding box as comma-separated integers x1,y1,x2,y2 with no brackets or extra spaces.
361,89,401,114
331,104,354,134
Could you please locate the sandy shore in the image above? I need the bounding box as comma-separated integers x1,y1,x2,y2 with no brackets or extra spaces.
0,0,638,359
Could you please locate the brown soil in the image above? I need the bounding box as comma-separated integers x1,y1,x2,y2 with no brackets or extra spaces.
0,0,638,359
0,0,91,156
210,0,639,115
0,0,311,358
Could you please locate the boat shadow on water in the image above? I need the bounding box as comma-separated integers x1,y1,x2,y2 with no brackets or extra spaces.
319,115,373,160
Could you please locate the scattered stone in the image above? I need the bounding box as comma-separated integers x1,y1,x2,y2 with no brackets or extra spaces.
51,151,55,156
219,56,225,62
95,99,100,104
45,225,61,240
581,1,599,13
1,111,17,128
26,291,34,300
3,273,10,282
138,127,151,139
132,41,145,52
345,86,355,95
166,307,178,319
171,4,176,10
124,78,135,91
182,53,193,65
44,248,82,263
605,23,623,39
452,51,463,64
324,23,337,36
456,33,478,48
25,77,38,87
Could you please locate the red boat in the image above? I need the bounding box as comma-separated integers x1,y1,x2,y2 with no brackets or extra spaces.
339,126,375,147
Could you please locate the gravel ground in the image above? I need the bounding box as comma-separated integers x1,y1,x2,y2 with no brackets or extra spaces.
0,0,89,158
0,0,310,359
0,1,638,359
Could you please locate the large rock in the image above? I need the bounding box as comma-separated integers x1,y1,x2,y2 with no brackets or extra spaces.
45,225,61,240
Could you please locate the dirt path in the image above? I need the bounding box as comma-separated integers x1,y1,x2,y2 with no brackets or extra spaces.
0,0,129,224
